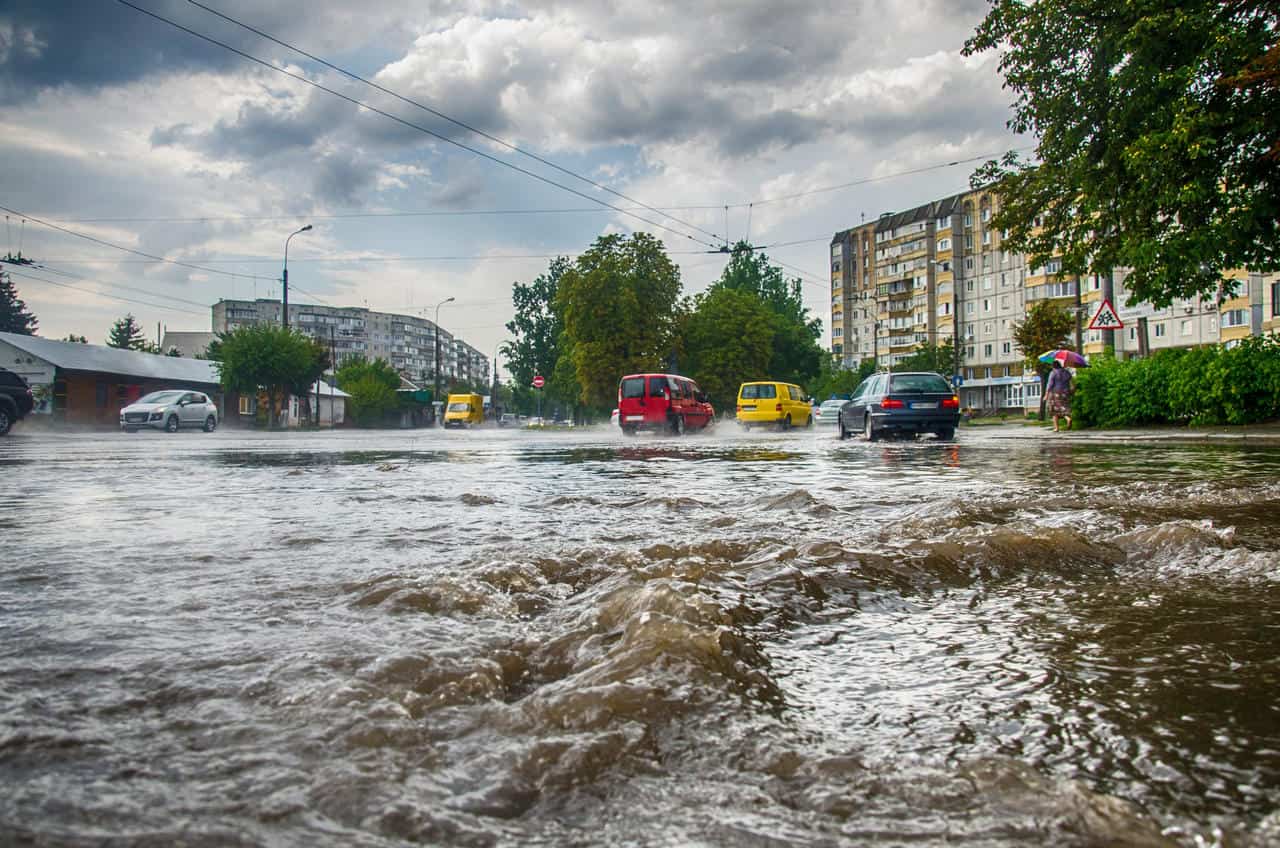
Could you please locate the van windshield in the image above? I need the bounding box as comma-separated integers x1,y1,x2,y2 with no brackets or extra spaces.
740,384,776,400
621,378,645,399
447,402,471,412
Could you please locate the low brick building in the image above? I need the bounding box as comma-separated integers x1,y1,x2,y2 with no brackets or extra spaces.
0,332,222,429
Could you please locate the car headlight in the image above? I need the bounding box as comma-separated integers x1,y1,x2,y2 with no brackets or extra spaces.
150,411,163,421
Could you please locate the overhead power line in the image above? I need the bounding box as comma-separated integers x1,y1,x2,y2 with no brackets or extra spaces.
9,269,208,317
181,0,726,246
0,203,265,281
115,0,722,251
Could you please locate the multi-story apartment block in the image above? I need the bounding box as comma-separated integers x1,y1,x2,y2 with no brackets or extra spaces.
210,299,488,389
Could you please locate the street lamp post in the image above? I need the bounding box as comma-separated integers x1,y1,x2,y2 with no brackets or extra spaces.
282,224,312,329
433,296,455,417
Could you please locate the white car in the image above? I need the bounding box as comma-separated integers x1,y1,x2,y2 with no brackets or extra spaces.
121,389,219,433
813,399,845,425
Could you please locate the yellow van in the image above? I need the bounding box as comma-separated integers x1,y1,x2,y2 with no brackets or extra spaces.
736,381,812,430
443,393,484,428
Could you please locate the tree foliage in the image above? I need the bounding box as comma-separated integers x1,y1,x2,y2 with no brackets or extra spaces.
682,287,776,410
0,271,38,335
107,313,157,352
712,242,823,385
503,256,578,415
1012,300,1075,418
336,356,402,426
965,1,1280,307
556,233,682,409
894,341,961,376
213,324,329,429
809,356,877,401
62,333,88,344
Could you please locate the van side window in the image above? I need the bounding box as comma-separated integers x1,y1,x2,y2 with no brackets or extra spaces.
648,377,667,397
789,386,802,401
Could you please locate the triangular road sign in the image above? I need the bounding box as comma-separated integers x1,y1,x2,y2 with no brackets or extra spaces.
1088,298,1123,330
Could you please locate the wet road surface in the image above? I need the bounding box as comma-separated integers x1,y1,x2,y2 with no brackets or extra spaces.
2,423,1278,846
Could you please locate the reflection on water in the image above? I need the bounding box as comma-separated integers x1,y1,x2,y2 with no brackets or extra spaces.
0,427,1277,847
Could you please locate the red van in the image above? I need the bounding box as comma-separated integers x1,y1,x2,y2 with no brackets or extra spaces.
617,373,715,435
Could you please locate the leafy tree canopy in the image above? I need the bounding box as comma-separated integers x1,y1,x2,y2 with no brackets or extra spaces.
682,287,776,410
965,1,1280,307
556,233,682,409
895,341,961,376
213,324,329,428
337,356,402,427
0,271,38,335
809,356,877,402
710,242,823,386
504,256,579,413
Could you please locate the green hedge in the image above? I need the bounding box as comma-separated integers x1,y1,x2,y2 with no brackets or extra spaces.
1073,334,1280,427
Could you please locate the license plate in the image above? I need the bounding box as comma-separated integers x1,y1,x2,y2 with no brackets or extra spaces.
911,402,938,409
741,405,756,411
625,415,644,422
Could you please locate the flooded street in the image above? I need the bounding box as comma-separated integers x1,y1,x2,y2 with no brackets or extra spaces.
2,424,1278,847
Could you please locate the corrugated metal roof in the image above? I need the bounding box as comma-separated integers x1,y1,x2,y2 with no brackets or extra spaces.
311,380,350,399
0,331,221,385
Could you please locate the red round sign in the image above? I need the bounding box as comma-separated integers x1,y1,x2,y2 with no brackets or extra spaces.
532,375,545,388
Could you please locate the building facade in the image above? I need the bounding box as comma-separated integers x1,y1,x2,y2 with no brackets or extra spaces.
211,299,489,389
831,188,1276,413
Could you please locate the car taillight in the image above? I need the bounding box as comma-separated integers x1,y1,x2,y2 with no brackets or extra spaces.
736,405,742,413
942,396,959,409
775,403,783,411
880,397,905,409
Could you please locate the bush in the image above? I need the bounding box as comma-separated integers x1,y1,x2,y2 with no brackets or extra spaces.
1072,334,1280,428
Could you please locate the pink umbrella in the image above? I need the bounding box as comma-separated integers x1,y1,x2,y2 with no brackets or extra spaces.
1038,349,1089,368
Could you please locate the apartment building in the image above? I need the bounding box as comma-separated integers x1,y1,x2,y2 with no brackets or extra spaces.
211,299,488,389
830,188,1040,411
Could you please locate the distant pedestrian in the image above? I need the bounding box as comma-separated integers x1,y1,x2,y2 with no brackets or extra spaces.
1045,360,1074,432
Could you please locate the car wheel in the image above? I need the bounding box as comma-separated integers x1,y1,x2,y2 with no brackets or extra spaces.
936,427,955,440
779,416,791,432
622,425,637,437
864,414,879,442
838,414,849,440
204,415,217,433
165,414,180,433
672,415,686,436
805,413,813,428
0,408,10,436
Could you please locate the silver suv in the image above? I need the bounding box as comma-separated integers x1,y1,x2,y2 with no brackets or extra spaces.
120,390,219,433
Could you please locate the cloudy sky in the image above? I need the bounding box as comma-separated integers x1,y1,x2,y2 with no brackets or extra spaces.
1,0,1021,373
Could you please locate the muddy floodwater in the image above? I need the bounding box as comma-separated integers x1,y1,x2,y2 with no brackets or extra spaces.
2,424,1279,847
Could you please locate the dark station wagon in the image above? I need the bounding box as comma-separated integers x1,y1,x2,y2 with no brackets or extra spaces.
838,371,960,441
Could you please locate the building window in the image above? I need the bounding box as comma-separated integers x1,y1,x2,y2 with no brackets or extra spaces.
1180,320,1192,336
984,344,993,357
983,276,993,290
1154,322,1167,338
965,257,975,271
1272,282,1280,317
981,207,991,222
1003,365,1011,377
983,299,991,312
982,230,991,245
937,238,951,251
1223,308,1247,328
1128,327,1136,340
1002,341,1011,354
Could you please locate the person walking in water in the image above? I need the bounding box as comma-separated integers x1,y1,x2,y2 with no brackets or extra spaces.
1045,360,1074,432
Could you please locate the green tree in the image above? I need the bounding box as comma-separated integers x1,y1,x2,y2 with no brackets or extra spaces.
895,341,961,376
62,333,88,344
106,313,157,351
809,356,877,402
712,242,823,385
336,356,402,427
213,324,329,429
557,233,682,409
0,271,38,335
965,1,1280,307
1012,300,1075,420
682,287,776,411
